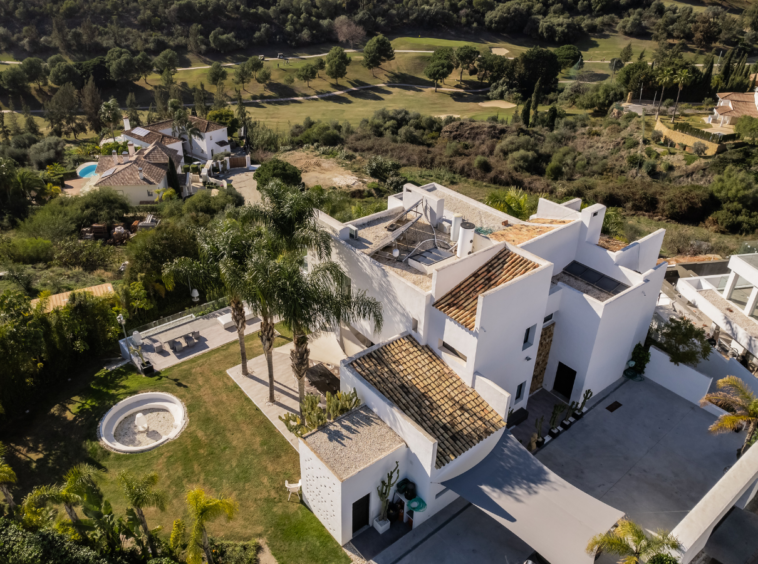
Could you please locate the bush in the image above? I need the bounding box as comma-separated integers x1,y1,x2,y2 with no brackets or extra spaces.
651,129,663,143
631,343,651,374
627,153,643,166
474,155,491,172
545,161,563,180
319,129,342,146
642,159,656,175
648,555,678,564
0,517,109,564
692,142,707,156
253,158,302,187
0,237,54,264
365,155,401,181
53,238,115,270
507,149,538,172
623,137,637,150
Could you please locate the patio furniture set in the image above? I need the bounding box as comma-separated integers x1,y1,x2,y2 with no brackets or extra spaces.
152,330,201,354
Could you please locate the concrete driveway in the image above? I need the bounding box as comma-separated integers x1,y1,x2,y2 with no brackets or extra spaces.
226,169,260,204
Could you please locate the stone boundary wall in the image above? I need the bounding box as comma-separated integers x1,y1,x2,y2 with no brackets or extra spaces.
654,119,723,156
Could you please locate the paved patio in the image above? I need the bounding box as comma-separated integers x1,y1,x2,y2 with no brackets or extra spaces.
138,308,263,371
510,388,567,447
536,377,743,533
225,169,260,204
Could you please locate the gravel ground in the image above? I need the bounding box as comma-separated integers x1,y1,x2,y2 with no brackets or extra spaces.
115,408,175,447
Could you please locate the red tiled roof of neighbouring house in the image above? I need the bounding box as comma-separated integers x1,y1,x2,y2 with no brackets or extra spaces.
434,247,539,330
145,115,226,134
717,92,755,102
349,335,506,468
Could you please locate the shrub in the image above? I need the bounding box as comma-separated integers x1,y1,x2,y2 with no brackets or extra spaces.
474,155,491,172
623,137,638,150
631,343,651,374
644,146,658,159
648,555,678,564
0,237,54,264
684,154,699,165
53,238,115,270
182,165,190,173
642,159,656,175
0,517,109,564
692,142,707,156
365,155,401,181
253,158,302,187
507,149,538,172
651,129,663,143
190,164,200,173
545,161,563,180
627,153,643,166
319,129,342,146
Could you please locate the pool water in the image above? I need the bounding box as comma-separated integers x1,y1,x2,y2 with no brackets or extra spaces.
79,164,98,178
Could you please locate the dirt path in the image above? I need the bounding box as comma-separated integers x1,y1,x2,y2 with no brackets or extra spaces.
280,150,370,189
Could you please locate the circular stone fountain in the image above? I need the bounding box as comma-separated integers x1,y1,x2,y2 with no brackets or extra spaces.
98,392,187,453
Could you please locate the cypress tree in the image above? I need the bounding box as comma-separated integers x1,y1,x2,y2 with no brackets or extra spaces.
521,98,532,128
167,157,181,194
546,105,558,132
720,49,734,87
700,57,714,98
531,79,542,125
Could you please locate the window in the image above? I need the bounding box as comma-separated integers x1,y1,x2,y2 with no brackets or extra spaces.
439,340,467,363
411,317,418,332
516,382,525,401
522,324,536,350
147,190,153,197
543,313,553,324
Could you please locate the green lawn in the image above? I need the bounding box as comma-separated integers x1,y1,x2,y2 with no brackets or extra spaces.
2,324,350,564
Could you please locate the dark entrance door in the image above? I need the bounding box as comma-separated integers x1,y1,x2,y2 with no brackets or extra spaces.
553,362,577,401
352,494,370,534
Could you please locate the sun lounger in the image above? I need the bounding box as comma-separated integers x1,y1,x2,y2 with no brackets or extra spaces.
185,335,196,348
173,339,184,352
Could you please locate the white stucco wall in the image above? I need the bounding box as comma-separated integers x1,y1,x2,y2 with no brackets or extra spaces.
520,221,581,273
644,346,713,406
300,441,343,542
101,177,168,205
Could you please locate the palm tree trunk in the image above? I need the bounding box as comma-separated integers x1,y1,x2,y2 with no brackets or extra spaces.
64,502,80,523
656,86,665,119
136,506,156,557
202,528,214,564
671,87,682,124
259,315,276,403
290,329,309,405
0,485,16,515
741,420,758,456
231,298,249,376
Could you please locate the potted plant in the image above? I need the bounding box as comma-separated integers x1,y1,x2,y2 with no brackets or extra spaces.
548,404,565,438
562,401,579,429
130,345,154,376
374,461,399,535
535,416,545,448
575,389,593,418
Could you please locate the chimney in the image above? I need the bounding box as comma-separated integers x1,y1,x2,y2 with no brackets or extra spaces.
127,142,135,158
123,114,130,131
122,151,129,163
112,149,117,163
138,167,143,180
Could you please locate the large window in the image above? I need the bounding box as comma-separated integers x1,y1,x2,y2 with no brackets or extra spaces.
439,340,467,363
522,324,537,350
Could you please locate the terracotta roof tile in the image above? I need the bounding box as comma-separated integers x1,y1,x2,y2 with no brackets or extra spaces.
717,92,755,102
124,128,181,145
489,224,555,245
95,142,182,187
434,247,539,330
350,336,506,469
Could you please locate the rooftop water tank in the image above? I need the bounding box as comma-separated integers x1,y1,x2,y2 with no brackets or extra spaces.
457,221,475,258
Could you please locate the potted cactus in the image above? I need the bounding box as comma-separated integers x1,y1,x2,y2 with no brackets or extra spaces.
374,461,399,535
535,416,545,448
548,404,565,438
562,401,579,428
574,389,593,419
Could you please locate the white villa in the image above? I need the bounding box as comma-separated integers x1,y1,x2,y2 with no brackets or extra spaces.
298,183,677,563
91,142,188,205
709,89,758,126
122,115,230,162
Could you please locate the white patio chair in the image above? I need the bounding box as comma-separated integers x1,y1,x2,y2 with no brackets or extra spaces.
154,341,165,354
285,480,301,501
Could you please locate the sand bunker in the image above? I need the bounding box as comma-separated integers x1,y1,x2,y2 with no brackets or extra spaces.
478,100,517,109
491,48,510,56
436,114,461,118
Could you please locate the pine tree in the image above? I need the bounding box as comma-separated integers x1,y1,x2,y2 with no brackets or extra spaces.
531,79,541,125
23,104,40,136
81,76,103,133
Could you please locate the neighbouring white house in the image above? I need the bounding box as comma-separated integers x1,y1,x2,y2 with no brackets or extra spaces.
122,115,229,162
87,141,188,205
299,182,669,562
709,89,758,126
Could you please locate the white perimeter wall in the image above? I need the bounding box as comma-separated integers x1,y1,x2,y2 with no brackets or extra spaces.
521,221,581,273
645,346,713,406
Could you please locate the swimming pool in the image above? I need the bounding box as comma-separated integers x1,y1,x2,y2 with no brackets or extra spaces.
78,163,98,178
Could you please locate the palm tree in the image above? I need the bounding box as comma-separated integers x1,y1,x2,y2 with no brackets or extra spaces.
237,181,333,402
0,442,17,516
586,519,682,564
118,471,167,558
99,98,121,143
24,463,101,530
163,219,266,376
277,256,383,404
186,488,238,564
171,109,202,158
485,188,536,220
701,375,758,457
655,69,675,120
14,169,45,202
670,69,692,123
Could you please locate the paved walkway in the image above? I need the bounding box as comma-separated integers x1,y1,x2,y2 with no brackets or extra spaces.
227,351,303,451
225,169,260,204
